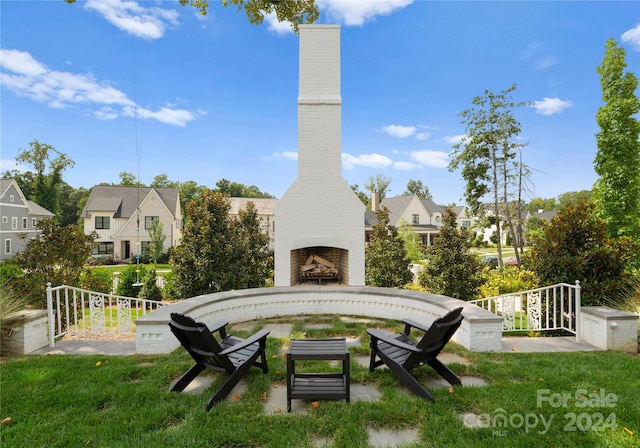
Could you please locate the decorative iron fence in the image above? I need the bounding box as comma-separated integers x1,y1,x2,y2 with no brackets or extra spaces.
46,283,168,347
468,281,581,338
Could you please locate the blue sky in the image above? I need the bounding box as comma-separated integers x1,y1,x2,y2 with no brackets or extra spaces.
1,1,639,205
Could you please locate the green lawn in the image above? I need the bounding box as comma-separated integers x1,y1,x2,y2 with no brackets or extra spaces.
1,316,638,448
87,264,172,274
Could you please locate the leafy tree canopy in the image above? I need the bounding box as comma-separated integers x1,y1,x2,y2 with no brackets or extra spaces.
65,0,319,33
404,179,432,199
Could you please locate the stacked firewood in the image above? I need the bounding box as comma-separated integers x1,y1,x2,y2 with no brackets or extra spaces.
300,255,338,278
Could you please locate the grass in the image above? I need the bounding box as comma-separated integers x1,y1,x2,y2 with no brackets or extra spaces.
88,264,172,274
1,315,639,448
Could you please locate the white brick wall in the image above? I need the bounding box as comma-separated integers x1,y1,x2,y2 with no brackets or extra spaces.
580,306,638,353
275,25,365,286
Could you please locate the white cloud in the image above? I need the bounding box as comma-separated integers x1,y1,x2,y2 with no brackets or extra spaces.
319,0,414,26
409,150,449,168
535,57,556,70
0,159,25,174
264,12,294,36
622,24,640,51
532,97,573,115
273,151,298,161
342,153,392,170
393,161,419,170
415,132,430,140
442,134,466,145
381,124,416,138
0,49,202,126
84,0,180,40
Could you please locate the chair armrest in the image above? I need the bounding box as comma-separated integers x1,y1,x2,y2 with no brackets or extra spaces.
401,318,430,335
367,329,421,353
219,329,270,355
208,320,229,339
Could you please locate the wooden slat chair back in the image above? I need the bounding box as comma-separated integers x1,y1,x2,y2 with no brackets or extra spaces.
168,313,270,411
367,307,464,402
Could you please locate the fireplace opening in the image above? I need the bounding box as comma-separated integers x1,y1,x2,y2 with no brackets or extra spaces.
291,247,349,285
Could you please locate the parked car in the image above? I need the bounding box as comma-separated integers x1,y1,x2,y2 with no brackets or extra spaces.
504,256,518,266
481,256,499,268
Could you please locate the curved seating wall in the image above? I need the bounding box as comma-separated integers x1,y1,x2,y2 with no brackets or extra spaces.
135,286,503,354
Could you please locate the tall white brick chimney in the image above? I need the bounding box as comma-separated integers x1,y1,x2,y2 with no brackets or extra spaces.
274,25,365,287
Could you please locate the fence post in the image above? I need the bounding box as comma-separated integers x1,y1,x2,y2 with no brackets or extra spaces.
46,282,55,347
574,280,582,342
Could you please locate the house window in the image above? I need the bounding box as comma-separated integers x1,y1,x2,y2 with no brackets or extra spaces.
2,216,6,223
412,214,419,225
141,241,152,255
92,242,114,255
32,218,37,227
435,215,441,224
145,216,159,229
22,218,28,229
95,216,110,229
4,239,10,254
9,195,14,202
11,217,17,229
461,220,471,228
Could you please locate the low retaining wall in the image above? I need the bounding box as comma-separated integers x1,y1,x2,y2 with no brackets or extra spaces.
8,310,49,355
135,286,503,354
580,306,638,353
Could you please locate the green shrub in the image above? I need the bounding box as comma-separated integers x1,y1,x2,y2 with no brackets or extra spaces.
479,266,538,297
161,271,178,300
523,200,638,306
79,268,113,294
139,270,162,301
116,263,147,298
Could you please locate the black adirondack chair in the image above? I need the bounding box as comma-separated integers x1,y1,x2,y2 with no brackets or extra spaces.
367,307,464,402
168,313,270,411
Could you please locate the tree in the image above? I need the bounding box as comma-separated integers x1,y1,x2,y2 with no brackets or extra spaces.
214,178,275,198
58,183,90,227
350,184,370,209
116,171,142,187
147,218,166,265
231,201,273,288
593,38,640,241
15,140,75,218
557,190,592,210
404,179,432,199
14,218,95,307
365,207,412,288
398,219,422,263
365,174,392,202
523,199,638,306
171,190,271,298
150,174,178,189
449,85,529,267
418,207,484,301
65,0,319,33
526,197,557,213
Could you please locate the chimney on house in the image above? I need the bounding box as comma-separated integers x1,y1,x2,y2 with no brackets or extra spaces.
273,25,365,287
371,192,380,213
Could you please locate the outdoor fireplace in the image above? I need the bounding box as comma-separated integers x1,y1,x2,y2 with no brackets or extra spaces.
274,25,365,286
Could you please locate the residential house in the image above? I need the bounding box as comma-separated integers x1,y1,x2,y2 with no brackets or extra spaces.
365,194,446,246
80,185,182,260
228,198,277,249
0,178,54,261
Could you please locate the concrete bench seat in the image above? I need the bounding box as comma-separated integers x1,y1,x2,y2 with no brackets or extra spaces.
135,286,503,354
